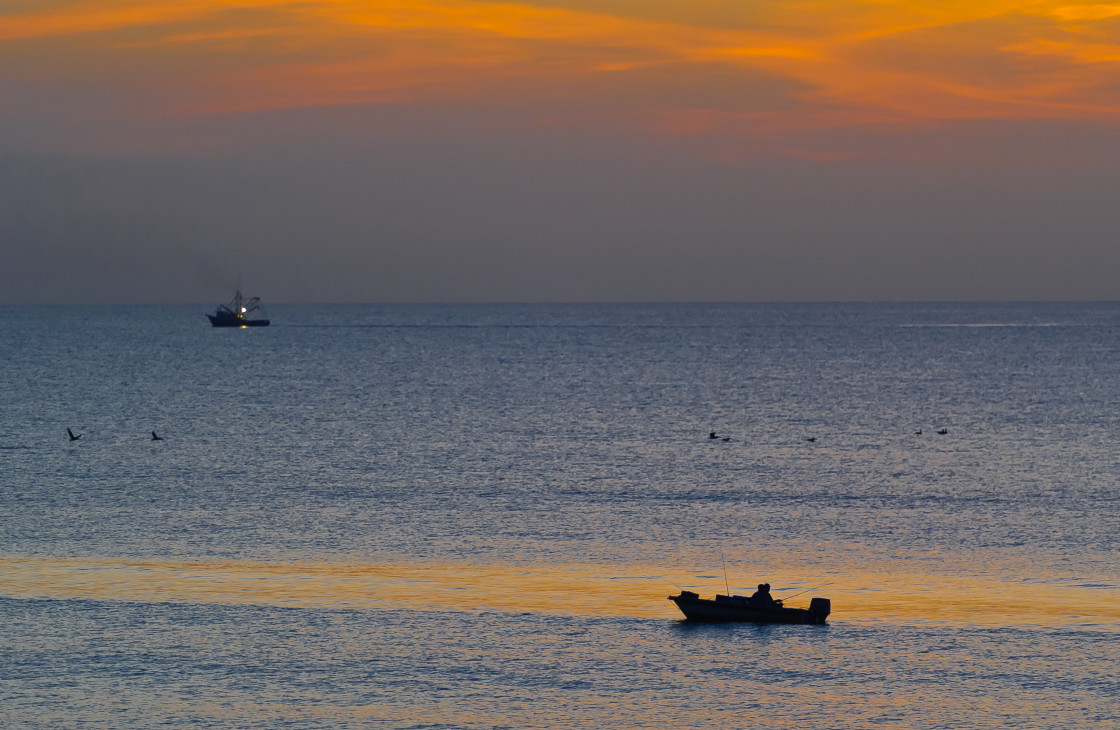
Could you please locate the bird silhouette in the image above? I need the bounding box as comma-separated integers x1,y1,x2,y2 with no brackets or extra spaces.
67,428,81,441
805,437,817,443
915,429,922,435
936,428,948,435
151,431,163,441
709,432,718,439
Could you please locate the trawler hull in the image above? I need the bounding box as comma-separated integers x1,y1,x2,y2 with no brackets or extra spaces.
207,314,270,327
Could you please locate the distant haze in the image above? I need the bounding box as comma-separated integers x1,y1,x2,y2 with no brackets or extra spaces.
3,1,1120,303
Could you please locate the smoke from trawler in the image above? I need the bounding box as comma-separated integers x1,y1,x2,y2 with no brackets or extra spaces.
194,262,242,297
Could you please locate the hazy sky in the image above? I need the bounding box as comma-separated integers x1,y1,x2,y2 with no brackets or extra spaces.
3,0,1120,303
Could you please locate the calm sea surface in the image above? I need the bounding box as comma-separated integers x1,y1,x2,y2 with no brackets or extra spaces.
2,303,1118,728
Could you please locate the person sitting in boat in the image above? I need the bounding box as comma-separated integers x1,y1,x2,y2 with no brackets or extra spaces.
749,583,779,607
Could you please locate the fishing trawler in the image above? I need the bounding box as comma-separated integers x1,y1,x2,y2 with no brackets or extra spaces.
668,590,831,624
207,291,270,327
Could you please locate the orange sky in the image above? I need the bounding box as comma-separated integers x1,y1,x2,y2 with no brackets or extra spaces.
5,2,1120,303
5,0,1120,150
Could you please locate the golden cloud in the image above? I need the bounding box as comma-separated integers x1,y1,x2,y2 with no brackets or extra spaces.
4,0,1120,146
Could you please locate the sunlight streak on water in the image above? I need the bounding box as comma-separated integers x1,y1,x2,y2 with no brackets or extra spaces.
4,555,1117,630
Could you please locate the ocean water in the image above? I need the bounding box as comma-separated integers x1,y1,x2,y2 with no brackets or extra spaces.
1,302,1118,728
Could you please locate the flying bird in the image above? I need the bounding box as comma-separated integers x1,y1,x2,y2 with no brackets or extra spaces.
67,428,81,441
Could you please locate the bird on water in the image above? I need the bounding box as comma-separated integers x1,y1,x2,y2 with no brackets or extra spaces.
67,428,81,441
151,431,163,441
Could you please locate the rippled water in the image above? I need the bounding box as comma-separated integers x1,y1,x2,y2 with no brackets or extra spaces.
2,303,1119,727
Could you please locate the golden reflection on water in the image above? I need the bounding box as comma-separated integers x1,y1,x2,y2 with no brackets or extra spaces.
2,554,1117,629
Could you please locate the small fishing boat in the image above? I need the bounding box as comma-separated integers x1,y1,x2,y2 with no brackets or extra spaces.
668,590,831,624
207,291,270,327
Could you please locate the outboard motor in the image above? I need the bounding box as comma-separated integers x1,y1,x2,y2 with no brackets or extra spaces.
809,597,831,624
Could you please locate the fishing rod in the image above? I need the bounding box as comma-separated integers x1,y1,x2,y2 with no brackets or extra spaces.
719,548,730,596
777,584,831,601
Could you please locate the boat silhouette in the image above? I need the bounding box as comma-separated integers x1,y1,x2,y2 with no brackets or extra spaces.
668,590,831,624
207,291,270,327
